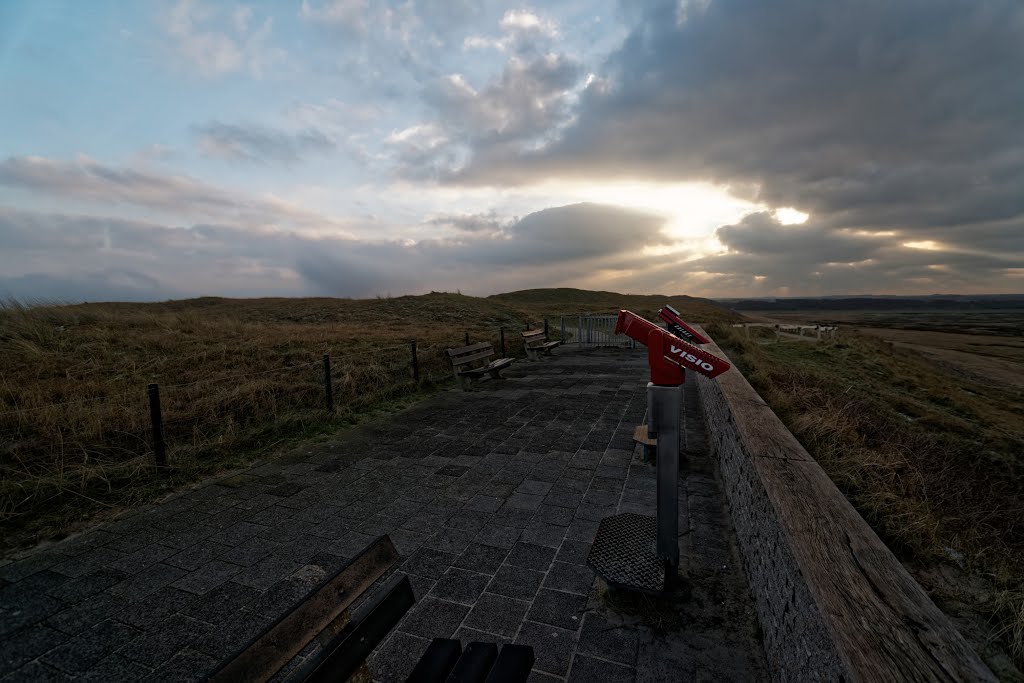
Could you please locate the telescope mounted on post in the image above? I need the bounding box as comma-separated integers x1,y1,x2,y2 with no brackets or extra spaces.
589,306,731,593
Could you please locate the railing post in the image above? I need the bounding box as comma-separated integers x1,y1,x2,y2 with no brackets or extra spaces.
410,341,419,382
577,316,582,346
148,383,167,472
323,354,334,412
560,316,565,343
499,326,506,356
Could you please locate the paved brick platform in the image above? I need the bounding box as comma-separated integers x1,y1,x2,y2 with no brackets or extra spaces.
0,348,766,682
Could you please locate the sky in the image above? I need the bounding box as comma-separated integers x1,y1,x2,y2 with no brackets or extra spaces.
1,0,1022,302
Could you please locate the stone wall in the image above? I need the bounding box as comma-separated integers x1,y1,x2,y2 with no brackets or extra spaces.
692,332,995,682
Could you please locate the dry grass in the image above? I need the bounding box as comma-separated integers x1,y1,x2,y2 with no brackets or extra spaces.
707,322,1024,664
0,293,535,551
1,289,735,552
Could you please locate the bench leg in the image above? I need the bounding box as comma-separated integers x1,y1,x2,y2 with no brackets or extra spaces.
459,375,472,391
526,349,538,361
488,369,505,380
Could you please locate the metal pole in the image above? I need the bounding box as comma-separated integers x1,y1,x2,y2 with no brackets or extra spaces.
577,316,582,347
410,341,419,382
543,318,549,341
323,354,334,412
500,326,506,356
147,383,167,472
647,381,682,586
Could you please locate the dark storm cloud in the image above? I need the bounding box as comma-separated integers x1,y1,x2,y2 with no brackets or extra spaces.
0,203,667,301
442,0,1024,293
193,122,336,164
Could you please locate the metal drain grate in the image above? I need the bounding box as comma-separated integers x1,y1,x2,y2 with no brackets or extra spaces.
587,513,664,593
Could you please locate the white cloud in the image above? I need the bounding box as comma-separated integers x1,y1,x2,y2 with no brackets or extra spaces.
299,0,368,33
500,10,558,38
166,0,285,78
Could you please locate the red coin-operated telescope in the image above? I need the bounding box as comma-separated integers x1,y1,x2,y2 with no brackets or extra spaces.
590,308,732,593
614,309,731,385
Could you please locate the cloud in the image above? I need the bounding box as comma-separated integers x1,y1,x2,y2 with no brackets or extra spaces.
299,0,368,34
193,122,336,164
0,203,669,301
167,0,285,78
435,0,1024,293
0,155,347,233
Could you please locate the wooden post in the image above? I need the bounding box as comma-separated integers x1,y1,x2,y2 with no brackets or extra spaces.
464,331,470,346
410,341,419,382
543,318,549,341
323,354,334,412
147,383,167,472
560,316,565,343
499,326,506,356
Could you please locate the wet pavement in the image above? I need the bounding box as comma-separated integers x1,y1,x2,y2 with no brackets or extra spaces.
0,347,766,682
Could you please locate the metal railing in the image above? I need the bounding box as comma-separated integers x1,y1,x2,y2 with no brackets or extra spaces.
558,315,635,347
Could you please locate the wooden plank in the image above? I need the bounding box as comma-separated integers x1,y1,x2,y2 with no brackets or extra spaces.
633,425,655,446
696,327,995,682
209,535,400,683
297,575,415,683
452,349,494,366
521,330,544,339
447,342,491,357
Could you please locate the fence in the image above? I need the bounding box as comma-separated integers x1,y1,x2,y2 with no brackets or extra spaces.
0,325,538,540
558,315,635,347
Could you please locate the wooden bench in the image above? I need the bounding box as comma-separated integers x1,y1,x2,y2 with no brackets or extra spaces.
408,639,535,682
521,329,560,360
209,535,412,683
447,342,515,390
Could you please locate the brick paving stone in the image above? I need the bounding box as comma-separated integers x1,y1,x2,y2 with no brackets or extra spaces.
473,523,522,549
462,593,530,639
398,597,470,640
486,565,545,601
464,494,504,513
491,506,535,529
454,543,509,575
181,581,261,625
158,647,219,683
402,547,460,580
230,553,304,591
120,614,210,667
117,587,197,631
515,620,579,677
568,653,634,683
164,541,232,572
555,539,591,566
564,519,598,543
504,493,544,511
505,542,556,572
216,537,278,567
0,623,66,677
369,632,430,683
47,569,126,604
0,659,74,682
521,523,567,549
577,613,639,666
170,560,241,595
41,619,141,674
45,592,124,636
77,654,152,683
428,567,490,606
533,504,575,527
424,527,476,555
516,480,553,496
528,589,587,631
543,562,595,596
444,510,491,533
104,544,178,575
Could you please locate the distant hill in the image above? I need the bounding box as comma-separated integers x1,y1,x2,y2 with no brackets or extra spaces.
488,288,738,322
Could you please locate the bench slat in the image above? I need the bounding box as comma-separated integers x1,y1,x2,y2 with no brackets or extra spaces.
453,349,495,366
297,574,415,683
447,342,492,357
209,535,399,683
